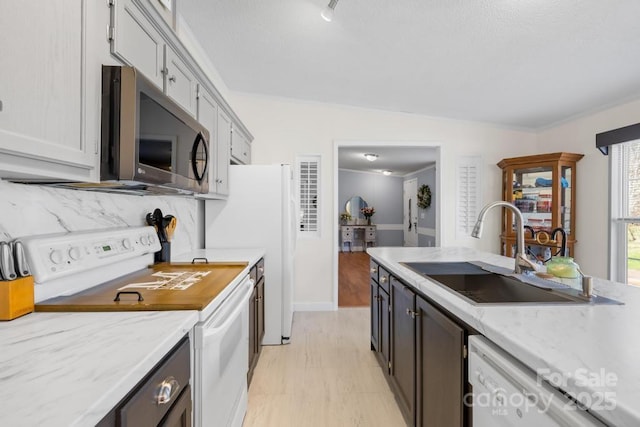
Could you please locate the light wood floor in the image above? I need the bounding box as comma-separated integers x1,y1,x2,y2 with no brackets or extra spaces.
338,252,371,307
243,308,405,427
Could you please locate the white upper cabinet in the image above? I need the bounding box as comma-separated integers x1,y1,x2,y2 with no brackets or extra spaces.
0,0,252,188
197,88,229,197
0,0,97,181
110,0,197,117
164,47,198,117
230,126,252,165
111,0,165,89
216,109,232,195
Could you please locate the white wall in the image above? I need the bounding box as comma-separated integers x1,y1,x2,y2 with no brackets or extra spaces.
537,98,640,279
229,94,537,307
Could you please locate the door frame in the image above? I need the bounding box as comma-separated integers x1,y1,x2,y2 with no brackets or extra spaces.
403,178,419,247
332,140,442,310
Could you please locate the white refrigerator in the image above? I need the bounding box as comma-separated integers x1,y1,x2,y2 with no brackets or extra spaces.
204,164,296,345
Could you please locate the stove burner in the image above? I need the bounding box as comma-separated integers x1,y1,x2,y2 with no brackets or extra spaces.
117,271,211,291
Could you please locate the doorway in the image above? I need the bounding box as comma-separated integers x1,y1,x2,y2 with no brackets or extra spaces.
334,142,441,309
403,178,418,247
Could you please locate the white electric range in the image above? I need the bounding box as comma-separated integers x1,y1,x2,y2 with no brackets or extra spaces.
20,226,255,427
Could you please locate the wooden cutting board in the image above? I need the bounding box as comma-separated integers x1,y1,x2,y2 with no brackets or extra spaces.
35,262,248,312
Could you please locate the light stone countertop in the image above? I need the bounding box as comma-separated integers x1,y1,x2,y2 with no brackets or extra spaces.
0,248,264,427
368,246,640,427
0,311,199,427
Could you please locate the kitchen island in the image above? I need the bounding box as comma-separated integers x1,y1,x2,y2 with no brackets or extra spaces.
368,246,640,427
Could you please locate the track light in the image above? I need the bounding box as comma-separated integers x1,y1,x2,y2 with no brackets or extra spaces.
321,0,339,22
364,153,379,162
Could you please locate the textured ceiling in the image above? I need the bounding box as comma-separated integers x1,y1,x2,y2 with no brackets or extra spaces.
180,0,640,129
338,146,437,176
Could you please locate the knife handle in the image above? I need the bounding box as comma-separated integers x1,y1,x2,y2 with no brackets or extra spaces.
0,242,17,281
13,241,30,277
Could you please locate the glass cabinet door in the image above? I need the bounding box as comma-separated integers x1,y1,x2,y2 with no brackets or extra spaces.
499,153,583,260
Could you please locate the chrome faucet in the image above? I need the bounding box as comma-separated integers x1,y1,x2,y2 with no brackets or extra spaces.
471,201,539,274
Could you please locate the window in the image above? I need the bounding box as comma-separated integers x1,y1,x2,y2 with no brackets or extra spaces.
456,156,482,238
297,155,320,237
610,140,640,285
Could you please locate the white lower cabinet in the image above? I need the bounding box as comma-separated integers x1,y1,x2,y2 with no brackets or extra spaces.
0,0,97,181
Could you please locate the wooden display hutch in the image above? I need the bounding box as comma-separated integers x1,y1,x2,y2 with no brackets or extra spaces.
498,152,583,261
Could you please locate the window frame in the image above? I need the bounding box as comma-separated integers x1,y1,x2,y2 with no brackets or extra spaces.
609,140,640,283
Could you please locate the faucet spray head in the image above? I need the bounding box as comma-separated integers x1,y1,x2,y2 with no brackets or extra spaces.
471,219,484,238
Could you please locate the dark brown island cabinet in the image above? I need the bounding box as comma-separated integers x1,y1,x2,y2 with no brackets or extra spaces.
370,259,474,427
248,258,265,385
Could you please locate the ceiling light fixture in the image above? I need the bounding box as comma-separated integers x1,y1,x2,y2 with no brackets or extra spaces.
364,153,378,162
382,170,392,176
321,0,339,22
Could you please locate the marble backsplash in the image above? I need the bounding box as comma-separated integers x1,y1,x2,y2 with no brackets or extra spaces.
0,180,203,257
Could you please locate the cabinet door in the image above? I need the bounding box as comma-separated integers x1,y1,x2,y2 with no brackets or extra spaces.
390,277,416,425
248,284,257,383
0,0,95,181
197,89,223,196
257,277,265,347
111,0,164,88
159,386,192,427
230,128,251,164
370,279,380,351
416,297,465,427
216,109,232,195
379,287,391,374
164,47,198,117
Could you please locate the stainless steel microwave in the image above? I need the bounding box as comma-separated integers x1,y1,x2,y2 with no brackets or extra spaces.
100,65,209,195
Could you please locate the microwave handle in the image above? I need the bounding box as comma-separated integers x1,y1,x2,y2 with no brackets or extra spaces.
191,132,209,183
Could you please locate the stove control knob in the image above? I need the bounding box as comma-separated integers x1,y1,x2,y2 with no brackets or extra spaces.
140,235,150,246
121,238,132,250
147,233,157,245
68,246,83,261
49,249,65,265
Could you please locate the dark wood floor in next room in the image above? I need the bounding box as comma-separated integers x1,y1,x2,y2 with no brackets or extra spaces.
338,252,371,307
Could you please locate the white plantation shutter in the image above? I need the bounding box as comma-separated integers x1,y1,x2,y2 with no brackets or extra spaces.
456,156,482,237
297,155,320,237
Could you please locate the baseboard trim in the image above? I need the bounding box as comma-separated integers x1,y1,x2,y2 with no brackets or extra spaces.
293,302,335,312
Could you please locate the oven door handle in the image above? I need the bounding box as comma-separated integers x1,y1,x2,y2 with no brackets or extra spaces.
203,278,254,338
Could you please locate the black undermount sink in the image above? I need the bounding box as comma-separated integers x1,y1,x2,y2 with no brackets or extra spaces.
400,262,622,305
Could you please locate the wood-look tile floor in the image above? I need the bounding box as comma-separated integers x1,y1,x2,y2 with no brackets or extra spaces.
243,308,405,427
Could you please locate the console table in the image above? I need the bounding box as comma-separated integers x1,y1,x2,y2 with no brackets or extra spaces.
340,225,377,252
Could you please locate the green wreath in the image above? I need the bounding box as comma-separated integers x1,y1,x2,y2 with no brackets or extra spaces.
417,184,432,209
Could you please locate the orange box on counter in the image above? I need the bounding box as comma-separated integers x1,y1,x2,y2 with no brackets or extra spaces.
0,276,34,321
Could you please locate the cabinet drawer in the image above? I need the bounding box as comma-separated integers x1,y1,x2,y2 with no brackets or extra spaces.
119,338,190,427
370,259,379,282
378,266,391,293
341,231,353,241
